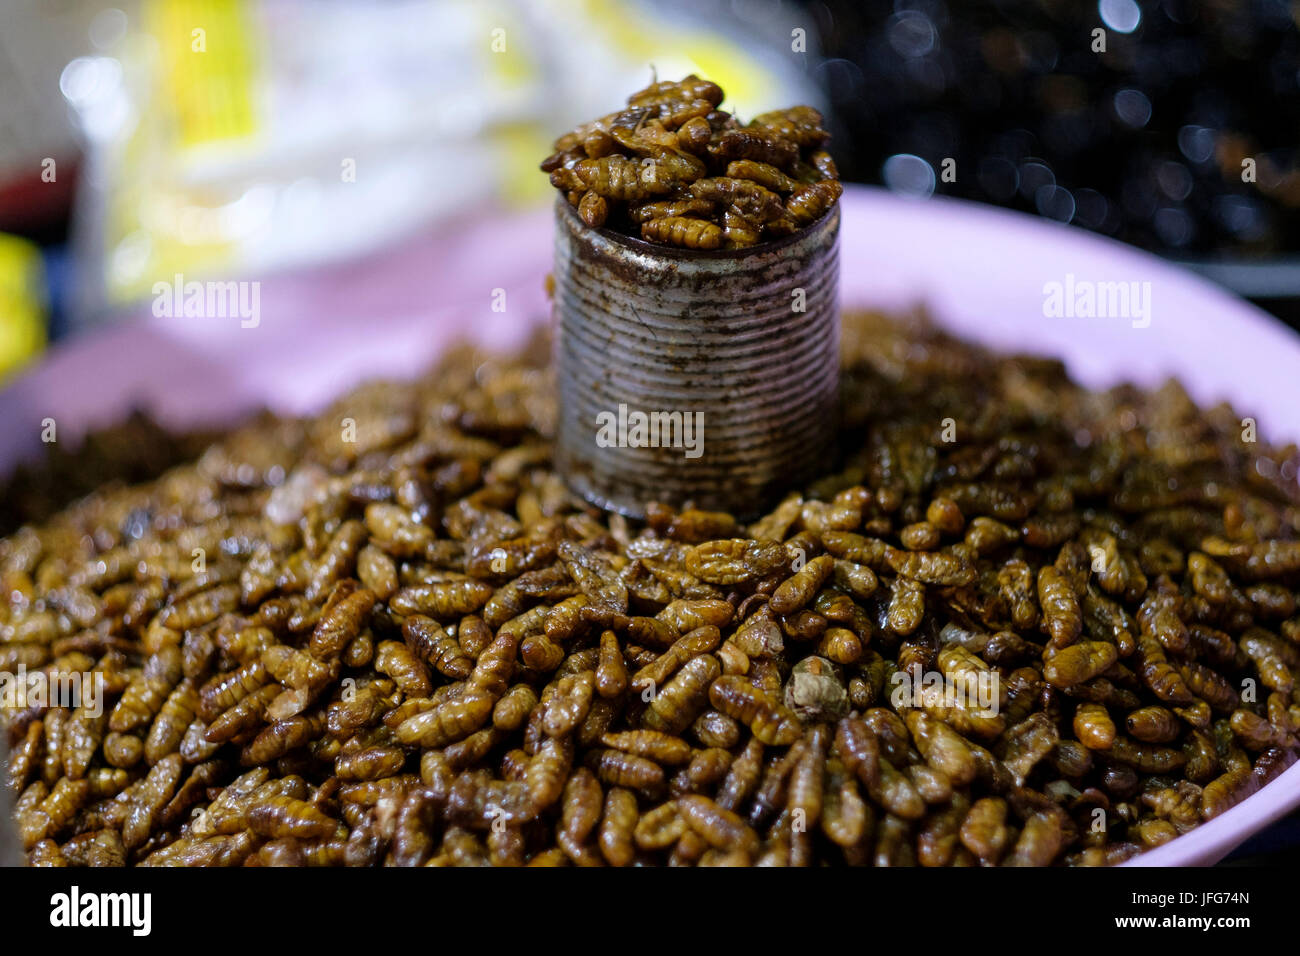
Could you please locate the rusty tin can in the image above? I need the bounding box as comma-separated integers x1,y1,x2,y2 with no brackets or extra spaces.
552,197,841,519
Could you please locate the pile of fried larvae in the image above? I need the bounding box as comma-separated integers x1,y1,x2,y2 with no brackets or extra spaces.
4,311,1300,866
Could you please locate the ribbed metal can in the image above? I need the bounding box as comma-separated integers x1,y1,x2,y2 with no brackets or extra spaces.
552,198,841,519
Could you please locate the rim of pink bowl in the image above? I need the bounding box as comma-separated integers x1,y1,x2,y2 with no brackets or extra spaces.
2,185,1298,866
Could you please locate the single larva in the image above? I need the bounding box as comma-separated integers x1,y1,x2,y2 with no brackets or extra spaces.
708,676,801,746
708,129,799,172
785,180,844,226
639,654,719,735
598,787,639,866
639,216,723,250
395,691,494,748
599,730,693,766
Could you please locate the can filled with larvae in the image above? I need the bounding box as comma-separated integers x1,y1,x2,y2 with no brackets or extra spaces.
543,74,844,519
552,197,840,518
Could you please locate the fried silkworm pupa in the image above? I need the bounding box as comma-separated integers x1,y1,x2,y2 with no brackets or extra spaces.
598,786,639,866
634,801,686,850
1108,735,1188,773
675,115,712,153
627,74,724,109
524,736,574,811
749,105,829,148
468,630,521,698
627,197,715,225
1229,708,1293,751
305,521,366,601
542,672,595,738
110,645,183,733
708,129,798,172
905,710,977,786
587,748,664,793
709,675,802,745
241,712,325,766
821,758,870,849
521,632,565,673
872,813,916,867
1004,810,1070,867
725,159,798,193
391,580,496,620
374,640,432,698
159,582,241,631
336,746,408,781
1200,766,1259,819
642,653,720,735
123,754,184,851
1038,566,1082,648
396,691,494,748
788,726,828,835
686,535,785,587
1126,705,1182,744
356,544,399,601
204,683,280,744
571,156,674,201
1074,702,1117,750
600,729,693,766
28,840,67,867
717,737,765,813
143,678,200,765
867,757,926,821
578,190,608,228
959,797,1012,864
493,684,540,732
640,216,723,249
1043,641,1118,688
785,180,843,226
691,710,740,750
594,630,628,699
999,713,1060,784
248,795,339,840
677,794,759,854
61,704,108,780
917,794,970,867
768,556,834,617
558,767,604,865
7,720,44,792
885,578,926,635
671,747,732,796
688,176,785,223
61,829,127,868
809,149,838,180
632,625,721,691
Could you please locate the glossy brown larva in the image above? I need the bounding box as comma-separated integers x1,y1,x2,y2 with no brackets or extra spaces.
642,654,721,735
638,215,722,250
7,309,1300,867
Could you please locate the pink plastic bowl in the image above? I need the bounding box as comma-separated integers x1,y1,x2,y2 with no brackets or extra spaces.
3,186,1298,865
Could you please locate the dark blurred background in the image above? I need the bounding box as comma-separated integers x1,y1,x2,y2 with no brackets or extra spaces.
793,0,1300,323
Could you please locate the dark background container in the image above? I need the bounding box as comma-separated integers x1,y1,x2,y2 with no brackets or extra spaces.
786,0,1300,326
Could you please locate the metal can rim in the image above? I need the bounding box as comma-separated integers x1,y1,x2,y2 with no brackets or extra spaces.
555,195,841,262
